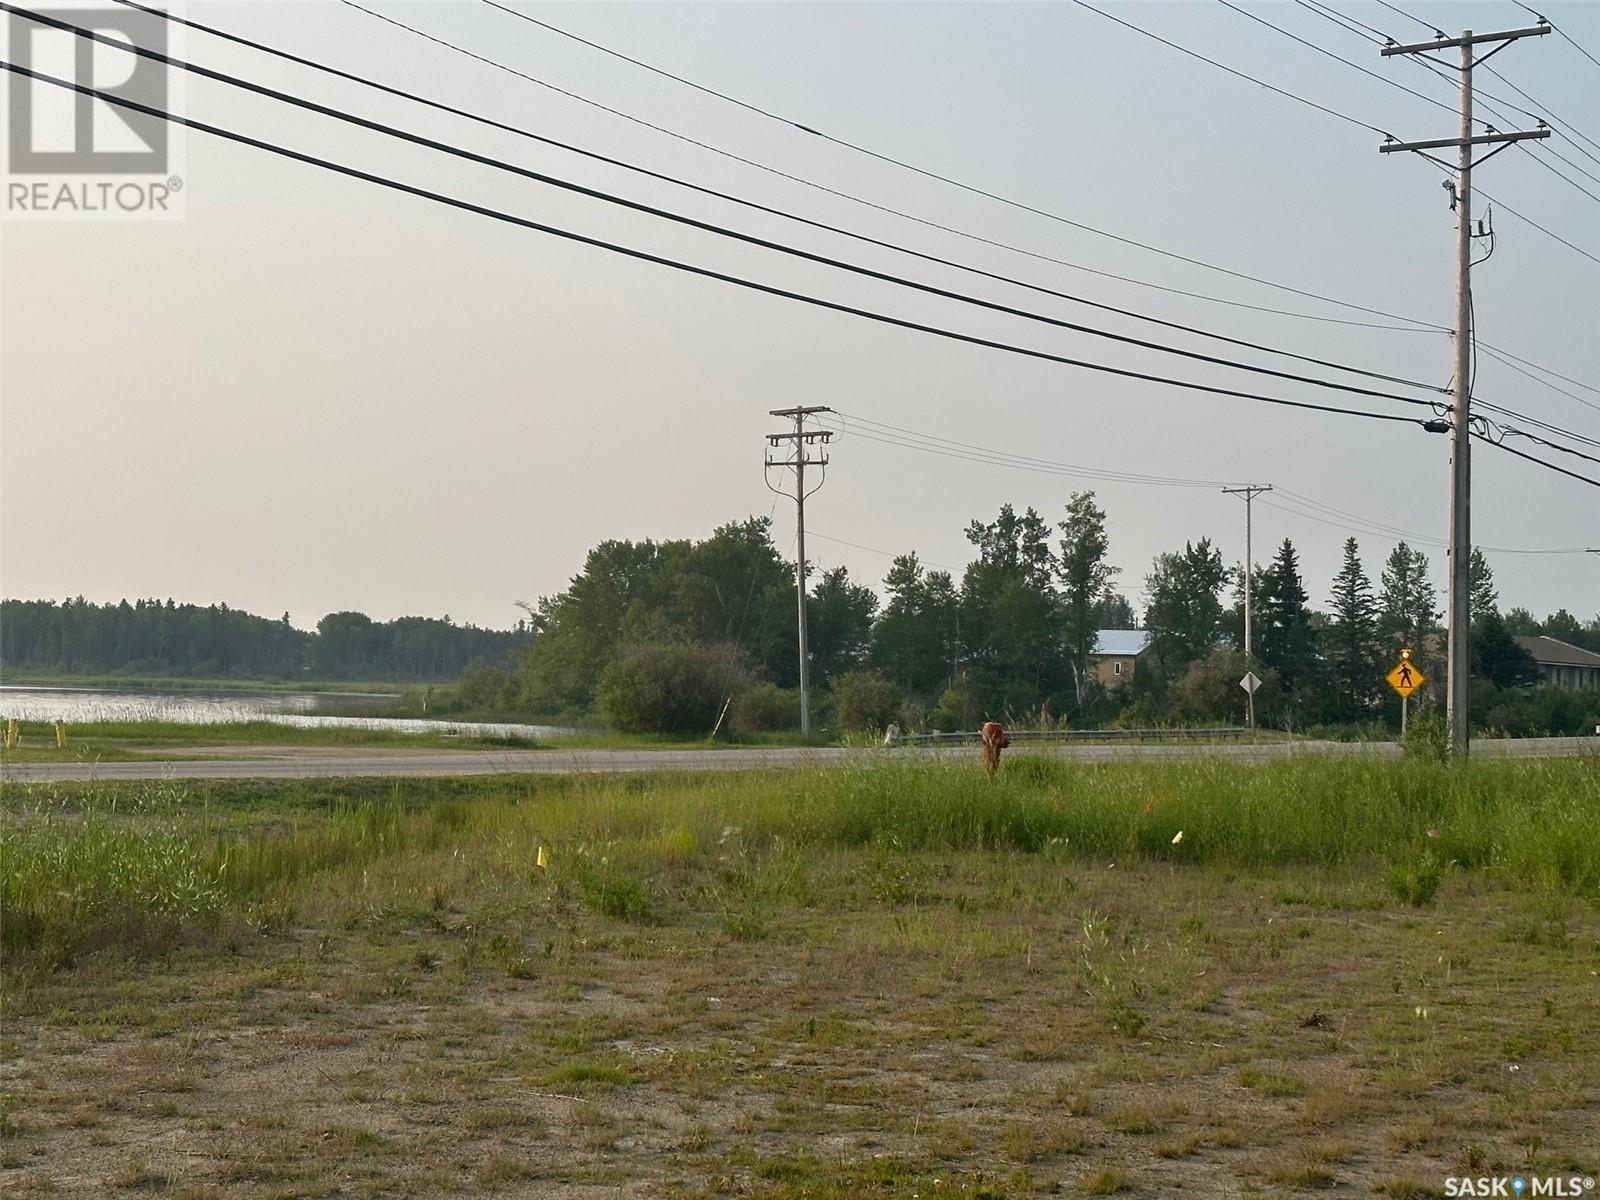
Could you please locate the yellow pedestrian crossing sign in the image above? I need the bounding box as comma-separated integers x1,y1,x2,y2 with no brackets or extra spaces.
1386,649,1424,698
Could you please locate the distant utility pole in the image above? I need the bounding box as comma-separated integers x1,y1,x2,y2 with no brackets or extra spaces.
1379,21,1550,759
765,406,833,740
1223,484,1272,731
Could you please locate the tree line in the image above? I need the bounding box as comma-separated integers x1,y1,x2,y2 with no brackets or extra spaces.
0,598,528,682
489,500,1598,736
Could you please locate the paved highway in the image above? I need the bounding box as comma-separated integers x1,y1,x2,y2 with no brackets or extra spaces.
2,737,1593,783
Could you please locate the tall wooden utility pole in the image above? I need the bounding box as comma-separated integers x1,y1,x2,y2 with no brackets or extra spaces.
765,406,833,740
1379,22,1549,758
1223,484,1271,731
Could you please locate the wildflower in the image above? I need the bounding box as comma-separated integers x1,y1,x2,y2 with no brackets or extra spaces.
536,845,548,870
1171,831,1184,845
1426,828,1439,839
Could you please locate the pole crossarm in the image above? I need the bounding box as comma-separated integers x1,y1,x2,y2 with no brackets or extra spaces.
1381,25,1549,56
1380,128,1549,154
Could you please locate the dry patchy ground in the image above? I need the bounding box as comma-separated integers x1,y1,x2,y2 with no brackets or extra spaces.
3,835,1598,1199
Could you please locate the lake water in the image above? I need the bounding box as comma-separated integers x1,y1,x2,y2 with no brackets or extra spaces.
0,686,574,741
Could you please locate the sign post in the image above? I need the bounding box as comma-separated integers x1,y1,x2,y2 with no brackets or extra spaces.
1385,649,1425,736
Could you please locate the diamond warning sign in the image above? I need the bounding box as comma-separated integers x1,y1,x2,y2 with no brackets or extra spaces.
1386,654,1425,698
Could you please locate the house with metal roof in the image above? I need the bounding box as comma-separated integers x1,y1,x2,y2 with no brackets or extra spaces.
1513,636,1600,691
1090,629,1153,691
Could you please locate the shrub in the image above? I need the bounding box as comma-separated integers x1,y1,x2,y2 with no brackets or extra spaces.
729,682,800,735
1110,696,1166,730
577,869,656,923
1386,855,1442,907
1172,647,1276,725
595,642,751,734
1402,708,1450,762
930,673,976,732
831,670,903,734
454,665,524,711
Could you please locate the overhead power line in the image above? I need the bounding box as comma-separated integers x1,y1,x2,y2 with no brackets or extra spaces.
807,532,956,573
92,6,1600,453
318,0,1437,335
1072,0,1600,267
1500,427,1600,467
98,0,1600,432
1469,183,1600,267
1474,432,1600,489
1293,0,1391,47
826,410,1236,488
68,7,1600,464
468,0,1461,330
121,0,1600,448
364,0,1600,374
90,0,1459,394
1215,0,1461,121
1373,0,1438,38
1478,64,1600,166
1067,0,1389,136
1519,144,1600,206
827,409,1595,552
18,5,1445,413
0,58,1439,435
1511,0,1600,74
1245,0,1600,203
1476,347,1600,420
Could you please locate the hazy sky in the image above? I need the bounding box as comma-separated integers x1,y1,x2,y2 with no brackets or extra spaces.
3,0,1596,631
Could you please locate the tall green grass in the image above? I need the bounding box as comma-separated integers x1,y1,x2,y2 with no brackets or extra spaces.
4,755,1596,972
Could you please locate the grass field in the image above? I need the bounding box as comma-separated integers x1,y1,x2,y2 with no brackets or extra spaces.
0,719,856,762
0,719,549,762
2,757,1596,1198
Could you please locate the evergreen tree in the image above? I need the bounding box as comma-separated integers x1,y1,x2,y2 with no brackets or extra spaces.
1469,547,1498,623
1378,542,1441,661
1471,610,1542,689
870,554,960,700
1093,591,1136,629
1255,538,1319,705
1325,538,1382,720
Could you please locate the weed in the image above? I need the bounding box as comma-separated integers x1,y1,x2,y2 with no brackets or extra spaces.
577,870,656,923
1387,856,1443,907
1237,1067,1309,1097
1078,1164,1128,1194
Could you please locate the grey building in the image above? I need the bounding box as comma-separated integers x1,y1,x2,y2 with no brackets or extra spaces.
1513,636,1600,691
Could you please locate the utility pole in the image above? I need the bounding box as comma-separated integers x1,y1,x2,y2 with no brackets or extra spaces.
765,406,833,740
1223,485,1272,730
1379,22,1549,759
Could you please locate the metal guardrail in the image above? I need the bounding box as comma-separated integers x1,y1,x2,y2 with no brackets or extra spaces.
888,727,1249,746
